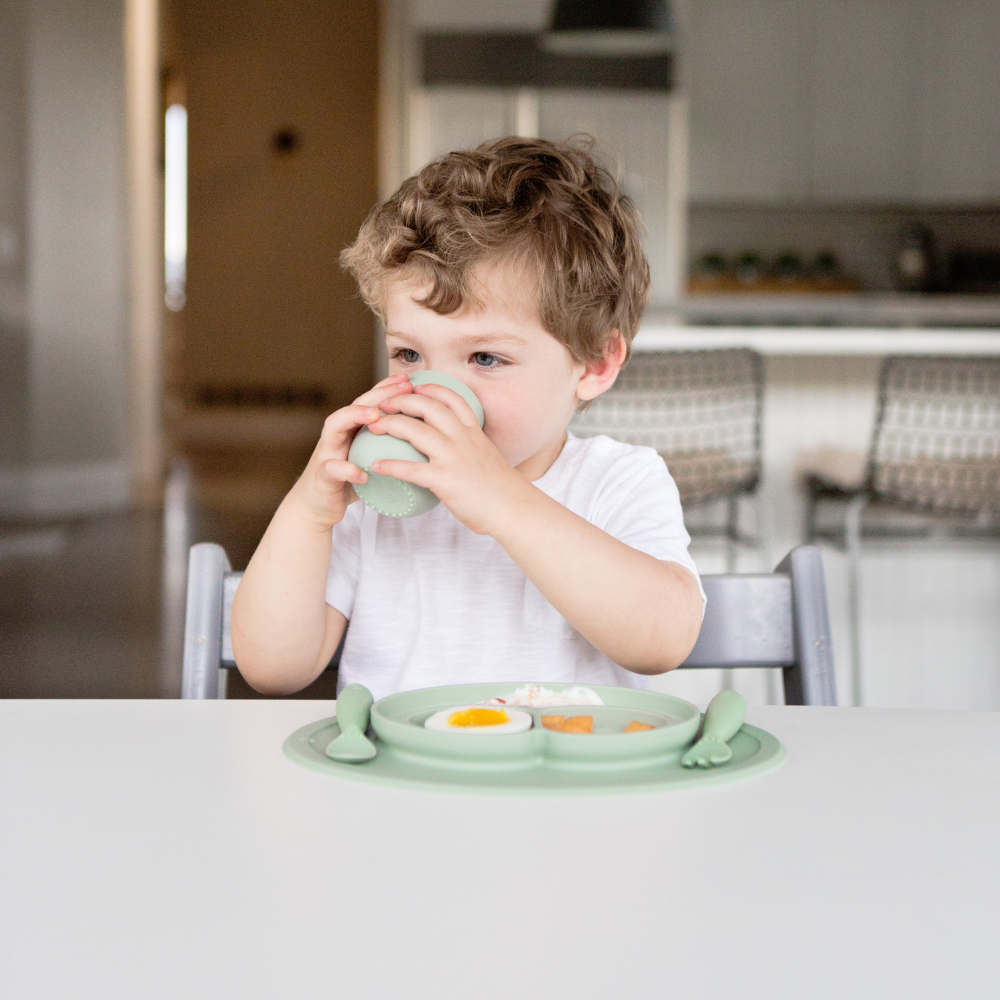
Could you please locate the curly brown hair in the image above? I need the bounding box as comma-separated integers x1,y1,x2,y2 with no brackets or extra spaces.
340,136,650,364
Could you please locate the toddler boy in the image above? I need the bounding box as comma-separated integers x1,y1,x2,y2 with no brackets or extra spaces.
232,137,704,700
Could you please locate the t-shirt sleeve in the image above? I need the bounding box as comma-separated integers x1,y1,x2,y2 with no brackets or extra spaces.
324,504,363,619
594,450,706,605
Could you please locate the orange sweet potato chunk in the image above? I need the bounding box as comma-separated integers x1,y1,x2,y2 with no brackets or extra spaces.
624,721,655,733
541,715,565,731
562,715,593,734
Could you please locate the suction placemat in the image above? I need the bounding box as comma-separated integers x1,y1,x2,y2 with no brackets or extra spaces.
283,683,785,795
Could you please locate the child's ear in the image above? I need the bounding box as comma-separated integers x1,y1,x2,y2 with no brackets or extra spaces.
575,333,627,402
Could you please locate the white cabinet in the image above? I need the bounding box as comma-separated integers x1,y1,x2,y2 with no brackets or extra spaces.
811,2,923,201
916,0,1000,202
686,0,812,202
408,88,516,173
686,0,1000,204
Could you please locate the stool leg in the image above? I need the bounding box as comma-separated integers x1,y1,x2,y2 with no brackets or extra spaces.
844,495,867,707
725,494,739,573
805,486,817,543
753,489,771,572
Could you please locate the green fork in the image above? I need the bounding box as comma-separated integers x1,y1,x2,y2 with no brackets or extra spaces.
681,690,747,769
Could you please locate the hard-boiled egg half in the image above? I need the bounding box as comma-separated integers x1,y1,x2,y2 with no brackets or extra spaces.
423,705,533,734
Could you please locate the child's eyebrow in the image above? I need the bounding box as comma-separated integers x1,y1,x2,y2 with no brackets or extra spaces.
384,330,529,348
457,332,528,348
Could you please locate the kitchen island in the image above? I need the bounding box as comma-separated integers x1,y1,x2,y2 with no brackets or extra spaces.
634,310,1000,715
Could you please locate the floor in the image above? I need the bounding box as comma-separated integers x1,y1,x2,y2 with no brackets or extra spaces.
0,513,162,698
0,454,339,700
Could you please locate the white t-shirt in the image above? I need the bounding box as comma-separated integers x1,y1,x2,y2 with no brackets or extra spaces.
325,433,702,702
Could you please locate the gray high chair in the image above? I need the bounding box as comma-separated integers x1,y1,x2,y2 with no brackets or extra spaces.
181,543,835,705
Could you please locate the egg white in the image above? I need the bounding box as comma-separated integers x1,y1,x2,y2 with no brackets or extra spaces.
423,705,533,735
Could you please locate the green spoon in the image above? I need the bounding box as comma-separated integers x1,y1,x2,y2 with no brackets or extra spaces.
681,690,747,769
325,684,377,762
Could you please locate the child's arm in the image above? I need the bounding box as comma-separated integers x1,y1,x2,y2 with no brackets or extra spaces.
231,375,414,694
487,492,702,673
372,386,702,673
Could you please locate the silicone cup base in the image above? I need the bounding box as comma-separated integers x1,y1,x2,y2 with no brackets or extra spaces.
352,468,435,518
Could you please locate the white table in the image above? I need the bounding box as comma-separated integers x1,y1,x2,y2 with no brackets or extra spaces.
1,700,997,998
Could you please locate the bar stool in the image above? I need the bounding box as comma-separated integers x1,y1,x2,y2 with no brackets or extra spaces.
805,355,1000,704
571,348,764,571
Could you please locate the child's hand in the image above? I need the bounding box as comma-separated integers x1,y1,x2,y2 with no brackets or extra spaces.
370,383,530,535
291,374,414,529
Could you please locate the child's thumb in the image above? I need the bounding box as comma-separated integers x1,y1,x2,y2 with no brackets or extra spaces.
318,459,367,488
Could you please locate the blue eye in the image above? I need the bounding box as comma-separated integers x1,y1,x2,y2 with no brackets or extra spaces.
395,348,420,364
473,352,500,368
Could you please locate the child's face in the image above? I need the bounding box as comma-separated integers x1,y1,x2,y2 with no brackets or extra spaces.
381,267,621,474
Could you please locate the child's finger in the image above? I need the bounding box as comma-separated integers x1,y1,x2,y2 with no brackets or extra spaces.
411,383,480,427
352,376,413,409
319,404,382,446
370,458,434,488
369,412,441,455
377,392,465,436
371,373,411,390
316,458,368,488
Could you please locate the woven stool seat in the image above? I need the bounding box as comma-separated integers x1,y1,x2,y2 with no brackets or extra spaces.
868,357,1000,514
571,349,763,506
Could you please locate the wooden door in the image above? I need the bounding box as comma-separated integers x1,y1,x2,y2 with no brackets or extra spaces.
173,0,378,422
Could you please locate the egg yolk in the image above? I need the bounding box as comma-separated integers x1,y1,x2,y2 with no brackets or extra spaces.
447,708,509,727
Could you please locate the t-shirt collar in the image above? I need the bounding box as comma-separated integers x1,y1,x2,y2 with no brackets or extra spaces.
532,432,580,494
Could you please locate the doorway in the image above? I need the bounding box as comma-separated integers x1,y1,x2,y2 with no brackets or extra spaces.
163,0,379,696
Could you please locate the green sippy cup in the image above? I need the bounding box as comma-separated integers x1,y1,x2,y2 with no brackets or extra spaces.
348,370,485,517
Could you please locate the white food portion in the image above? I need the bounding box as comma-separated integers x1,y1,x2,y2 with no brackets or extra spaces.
423,706,533,734
481,684,605,708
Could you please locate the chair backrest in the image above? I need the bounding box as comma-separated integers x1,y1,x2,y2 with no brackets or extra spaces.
868,355,1000,514
680,545,836,706
570,348,763,504
182,543,238,699
181,542,835,705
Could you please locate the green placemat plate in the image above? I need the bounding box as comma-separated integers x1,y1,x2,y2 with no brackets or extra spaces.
284,684,785,795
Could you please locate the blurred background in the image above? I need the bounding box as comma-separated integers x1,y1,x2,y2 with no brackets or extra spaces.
1,0,998,706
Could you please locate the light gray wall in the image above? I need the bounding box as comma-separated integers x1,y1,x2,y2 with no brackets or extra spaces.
0,0,28,474
1,0,130,516
27,0,128,467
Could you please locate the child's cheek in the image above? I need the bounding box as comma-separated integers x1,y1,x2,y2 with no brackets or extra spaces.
480,404,520,459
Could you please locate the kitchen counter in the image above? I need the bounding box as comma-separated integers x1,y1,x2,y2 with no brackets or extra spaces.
637,295,1000,355
634,322,1000,356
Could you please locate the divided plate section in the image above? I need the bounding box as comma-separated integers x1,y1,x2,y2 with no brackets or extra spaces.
371,682,701,771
